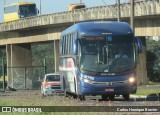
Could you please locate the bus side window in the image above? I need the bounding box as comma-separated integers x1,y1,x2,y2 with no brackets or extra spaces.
69,34,71,54
71,33,74,54
64,36,66,54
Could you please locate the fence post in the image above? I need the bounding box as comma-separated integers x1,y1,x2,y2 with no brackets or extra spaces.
2,58,5,91
24,67,26,90
44,58,46,74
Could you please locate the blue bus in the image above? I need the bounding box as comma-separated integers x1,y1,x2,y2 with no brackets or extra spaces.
59,22,142,101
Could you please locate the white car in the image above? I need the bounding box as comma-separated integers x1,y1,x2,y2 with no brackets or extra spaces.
41,73,63,96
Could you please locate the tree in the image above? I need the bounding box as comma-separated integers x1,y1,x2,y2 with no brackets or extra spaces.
146,39,160,82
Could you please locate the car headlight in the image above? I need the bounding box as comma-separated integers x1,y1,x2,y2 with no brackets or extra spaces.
129,77,135,83
44,85,50,89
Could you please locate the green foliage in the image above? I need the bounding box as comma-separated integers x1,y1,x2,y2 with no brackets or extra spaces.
31,42,55,81
0,49,6,77
146,39,160,82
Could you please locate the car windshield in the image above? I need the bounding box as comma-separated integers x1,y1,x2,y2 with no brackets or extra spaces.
79,35,136,73
28,4,37,16
46,75,60,81
19,4,36,18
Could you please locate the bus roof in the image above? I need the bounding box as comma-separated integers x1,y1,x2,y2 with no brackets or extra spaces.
4,2,35,7
61,22,133,36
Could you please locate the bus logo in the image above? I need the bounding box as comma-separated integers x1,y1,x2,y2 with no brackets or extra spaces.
2,107,11,112
107,36,112,41
106,82,113,86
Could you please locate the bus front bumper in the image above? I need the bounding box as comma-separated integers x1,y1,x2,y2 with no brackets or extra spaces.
79,83,137,95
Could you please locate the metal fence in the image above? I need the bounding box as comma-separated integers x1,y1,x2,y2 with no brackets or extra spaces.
0,66,46,90
0,62,160,90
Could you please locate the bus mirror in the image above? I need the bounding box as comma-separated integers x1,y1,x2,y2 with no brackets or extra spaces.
135,37,142,54
73,39,78,55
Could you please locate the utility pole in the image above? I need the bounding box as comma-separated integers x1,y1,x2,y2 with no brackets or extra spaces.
117,0,121,22
130,0,134,33
2,58,5,91
80,0,82,4
4,0,6,5
40,0,41,15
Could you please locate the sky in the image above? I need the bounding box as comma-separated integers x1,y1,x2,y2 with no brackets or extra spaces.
0,0,126,23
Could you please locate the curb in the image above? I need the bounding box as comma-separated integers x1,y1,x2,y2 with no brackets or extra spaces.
130,95,147,98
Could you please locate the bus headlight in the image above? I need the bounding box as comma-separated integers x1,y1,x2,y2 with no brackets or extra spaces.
83,79,94,84
83,79,90,83
129,77,135,83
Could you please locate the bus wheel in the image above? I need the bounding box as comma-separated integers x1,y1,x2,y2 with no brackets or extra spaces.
73,94,77,99
109,95,115,101
101,95,109,100
42,93,45,98
78,95,85,101
123,94,130,101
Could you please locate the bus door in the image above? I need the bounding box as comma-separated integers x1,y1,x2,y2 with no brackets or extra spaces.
65,58,77,93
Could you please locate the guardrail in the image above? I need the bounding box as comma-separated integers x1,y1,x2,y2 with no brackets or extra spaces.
0,1,160,32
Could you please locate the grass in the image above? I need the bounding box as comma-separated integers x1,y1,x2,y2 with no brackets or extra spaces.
148,81,160,85
135,87,160,96
0,89,159,115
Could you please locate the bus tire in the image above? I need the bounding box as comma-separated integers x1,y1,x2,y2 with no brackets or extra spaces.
123,94,130,101
109,94,115,101
78,95,85,101
73,94,77,99
101,95,109,100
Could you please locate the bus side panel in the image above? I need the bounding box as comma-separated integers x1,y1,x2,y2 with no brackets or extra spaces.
59,58,66,92
4,12,19,22
59,58,77,94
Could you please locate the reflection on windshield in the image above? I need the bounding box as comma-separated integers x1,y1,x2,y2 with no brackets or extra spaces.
80,35,135,73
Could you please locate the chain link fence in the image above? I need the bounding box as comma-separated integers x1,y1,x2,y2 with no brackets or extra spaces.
0,66,46,90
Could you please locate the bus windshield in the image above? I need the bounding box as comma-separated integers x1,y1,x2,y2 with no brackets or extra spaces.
80,35,136,73
19,4,36,18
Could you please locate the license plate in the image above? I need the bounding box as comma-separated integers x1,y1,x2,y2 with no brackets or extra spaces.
55,90,61,92
105,88,114,91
